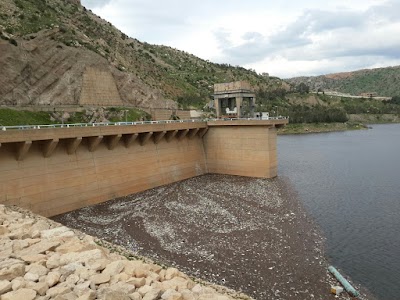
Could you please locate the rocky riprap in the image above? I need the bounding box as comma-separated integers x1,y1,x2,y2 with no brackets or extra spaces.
0,204,250,300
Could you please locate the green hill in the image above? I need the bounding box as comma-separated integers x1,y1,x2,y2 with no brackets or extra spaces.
286,66,400,97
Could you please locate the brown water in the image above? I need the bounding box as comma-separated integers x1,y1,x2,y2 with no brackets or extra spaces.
278,124,400,300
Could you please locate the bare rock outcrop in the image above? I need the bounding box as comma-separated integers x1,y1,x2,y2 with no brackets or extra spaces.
0,31,176,109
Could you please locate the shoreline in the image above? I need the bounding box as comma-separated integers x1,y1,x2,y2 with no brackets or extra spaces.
52,174,373,299
277,122,367,135
278,120,400,135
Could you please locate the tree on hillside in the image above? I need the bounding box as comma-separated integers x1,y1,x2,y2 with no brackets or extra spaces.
297,83,310,94
386,95,400,105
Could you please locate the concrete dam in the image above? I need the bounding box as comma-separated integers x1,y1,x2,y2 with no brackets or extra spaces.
0,119,287,217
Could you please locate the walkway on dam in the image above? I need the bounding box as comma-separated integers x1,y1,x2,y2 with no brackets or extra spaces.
1,117,288,131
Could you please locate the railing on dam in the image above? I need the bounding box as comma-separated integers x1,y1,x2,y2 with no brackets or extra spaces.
1,117,288,131
1,119,204,131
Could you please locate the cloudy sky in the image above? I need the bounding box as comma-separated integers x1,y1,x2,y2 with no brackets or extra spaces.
81,0,400,78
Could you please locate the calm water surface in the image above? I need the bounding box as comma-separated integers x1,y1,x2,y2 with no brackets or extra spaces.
278,124,400,300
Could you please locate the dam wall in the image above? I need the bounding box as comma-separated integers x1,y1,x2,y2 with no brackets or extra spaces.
204,120,277,178
0,119,287,217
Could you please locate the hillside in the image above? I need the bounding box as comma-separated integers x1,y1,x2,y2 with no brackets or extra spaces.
0,0,286,109
286,66,400,97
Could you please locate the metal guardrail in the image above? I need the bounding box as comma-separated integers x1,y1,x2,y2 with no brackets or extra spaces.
0,119,204,131
0,117,288,131
216,117,289,121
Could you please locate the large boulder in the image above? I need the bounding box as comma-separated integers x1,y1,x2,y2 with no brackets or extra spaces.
0,280,12,294
1,288,37,300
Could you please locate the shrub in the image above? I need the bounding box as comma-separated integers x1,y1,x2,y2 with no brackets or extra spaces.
0,33,9,41
9,39,18,46
59,26,68,33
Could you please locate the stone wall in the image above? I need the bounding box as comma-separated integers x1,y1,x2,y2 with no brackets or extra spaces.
0,137,207,217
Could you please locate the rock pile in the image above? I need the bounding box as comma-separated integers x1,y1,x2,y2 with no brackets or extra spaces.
0,205,247,300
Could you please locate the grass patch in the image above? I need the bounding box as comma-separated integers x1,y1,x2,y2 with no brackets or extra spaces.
107,107,150,122
0,107,151,126
0,109,51,126
67,111,86,123
11,0,58,35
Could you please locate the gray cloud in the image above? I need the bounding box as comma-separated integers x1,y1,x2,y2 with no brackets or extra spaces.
242,32,264,41
80,0,400,77
366,0,400,22
299,9,364,32
216,0,400,69
214,29,233,48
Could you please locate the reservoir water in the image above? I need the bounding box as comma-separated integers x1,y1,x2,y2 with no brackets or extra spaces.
278,124,400,300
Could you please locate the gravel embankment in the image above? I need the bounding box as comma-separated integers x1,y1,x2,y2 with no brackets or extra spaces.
53,174,372,300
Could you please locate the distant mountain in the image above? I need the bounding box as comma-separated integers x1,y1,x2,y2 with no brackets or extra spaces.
286,66,400,97
0,0,285,109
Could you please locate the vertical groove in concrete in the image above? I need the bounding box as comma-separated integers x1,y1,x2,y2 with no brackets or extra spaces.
165,130,178,143
105,134,122,150
153,131,166,144
198,128,209,138
42,139,59,158
123,133,138,148
188,128,199,140
139,132,153,146
16,141,32,161
177,129,189,141
87,136,103,152
66,137,82,155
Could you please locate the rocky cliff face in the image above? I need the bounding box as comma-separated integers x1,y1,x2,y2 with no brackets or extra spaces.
0,29,175,107
0,0,184,108
0,28,174,108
